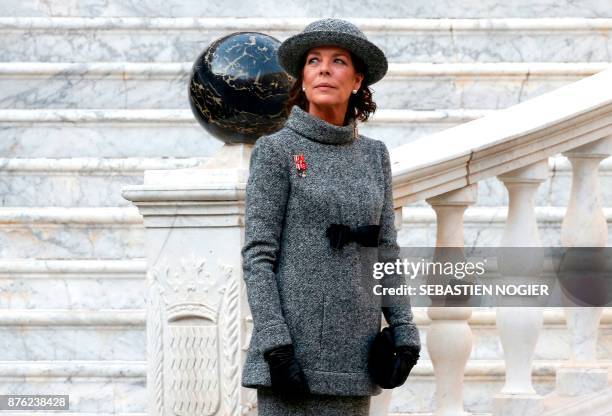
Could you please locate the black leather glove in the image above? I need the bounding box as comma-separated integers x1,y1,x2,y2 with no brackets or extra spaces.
369,326,420,389
397,345,420,365
263,344,310,396
394,345,420,383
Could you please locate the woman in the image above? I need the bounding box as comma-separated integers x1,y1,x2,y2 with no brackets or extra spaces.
241,18,421,415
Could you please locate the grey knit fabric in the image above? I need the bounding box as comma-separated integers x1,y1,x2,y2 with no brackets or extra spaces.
241,105,420,396
256,387,370,415
277,18,388,86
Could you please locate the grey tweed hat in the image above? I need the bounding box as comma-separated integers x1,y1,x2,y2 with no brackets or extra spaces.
277,18,388,86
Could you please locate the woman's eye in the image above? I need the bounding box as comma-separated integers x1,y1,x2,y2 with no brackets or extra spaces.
307,57,345,64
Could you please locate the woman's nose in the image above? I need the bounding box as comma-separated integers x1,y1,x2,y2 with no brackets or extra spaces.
319,59,331,74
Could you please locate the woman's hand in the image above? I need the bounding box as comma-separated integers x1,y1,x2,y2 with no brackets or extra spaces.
263,344,310,396
392,345,420,386
396,345,420,366
388,345,420,388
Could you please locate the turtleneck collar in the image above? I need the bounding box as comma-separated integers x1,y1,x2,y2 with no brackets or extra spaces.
284,105,358,145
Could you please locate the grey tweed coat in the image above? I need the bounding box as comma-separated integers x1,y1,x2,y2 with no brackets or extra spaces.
241,105,420,396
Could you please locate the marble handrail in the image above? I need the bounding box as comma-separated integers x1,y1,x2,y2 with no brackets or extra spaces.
389,66,612,206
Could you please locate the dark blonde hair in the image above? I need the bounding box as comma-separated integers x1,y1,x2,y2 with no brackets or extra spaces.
284,51,377,125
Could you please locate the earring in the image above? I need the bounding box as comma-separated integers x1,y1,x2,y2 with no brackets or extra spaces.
302,86,306,91
352,89,358,94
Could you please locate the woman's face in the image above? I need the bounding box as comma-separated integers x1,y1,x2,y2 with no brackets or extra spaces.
301,45,364,112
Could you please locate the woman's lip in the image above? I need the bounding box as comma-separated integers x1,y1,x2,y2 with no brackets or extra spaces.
315,85,336,88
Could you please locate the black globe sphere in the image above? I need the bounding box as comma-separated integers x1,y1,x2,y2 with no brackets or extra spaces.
188,32,293,144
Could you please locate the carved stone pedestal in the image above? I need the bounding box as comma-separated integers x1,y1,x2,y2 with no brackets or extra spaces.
122,144,256,416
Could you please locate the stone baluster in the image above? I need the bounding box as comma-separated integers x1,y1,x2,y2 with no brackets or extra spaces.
122,144,256,416
493,160,549,415
425,184,477,416
555,136,612,397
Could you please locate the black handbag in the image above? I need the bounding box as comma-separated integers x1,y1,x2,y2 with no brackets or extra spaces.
368,326,419,389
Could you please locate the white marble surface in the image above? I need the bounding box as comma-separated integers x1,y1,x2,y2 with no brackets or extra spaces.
377,71,590,111
0,276,145,309
493,393,544,416
388,364,558,414
469,325,612,361
468,157,612,208
0,306,610,414
5,154,610,208
0,173,144,207
0,69,190,109
555,367,609,396
0,119,223,158
0,207,143,259
0,18,610,63
0,363,146,413
0,327,144,360
0,109,472,157
4,205,608,260
399,206,612,247
389,67,612,205
1,1,611,17
0,360,573,414
2,306,610,362
0,62,603,110
0,158,206,206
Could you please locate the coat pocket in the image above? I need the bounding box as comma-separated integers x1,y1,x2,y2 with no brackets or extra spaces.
281,284,324,370
318,296,382,373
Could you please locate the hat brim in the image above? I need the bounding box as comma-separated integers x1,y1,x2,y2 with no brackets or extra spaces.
277,30,388,86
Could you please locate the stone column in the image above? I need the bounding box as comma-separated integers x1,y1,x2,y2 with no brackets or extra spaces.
425,184,477,416
122,144,256,416
493,160,549,415
556,136,612,396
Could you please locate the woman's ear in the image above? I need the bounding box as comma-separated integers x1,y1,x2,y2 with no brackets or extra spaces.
354,73,365,91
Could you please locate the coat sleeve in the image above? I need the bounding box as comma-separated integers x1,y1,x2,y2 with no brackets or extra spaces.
377,140,421,349
241,136,293,354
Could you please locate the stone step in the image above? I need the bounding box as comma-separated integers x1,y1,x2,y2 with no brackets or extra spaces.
0,17,611,62
0,62,608,110
0,158,206,206
0,207,143,259
400,206,612,247
0,359,607,414
4,257,612,333
1,156,611,207
542,388,612,416
1,206,611,258
0,259,146,308
2,306,612,362
398,361,612,414
0,108,488,157
398,359,559,415
0,360,146,413
1,2,610,18
0,310,144,361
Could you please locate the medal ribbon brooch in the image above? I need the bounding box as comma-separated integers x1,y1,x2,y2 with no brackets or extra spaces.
293,154,307,177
